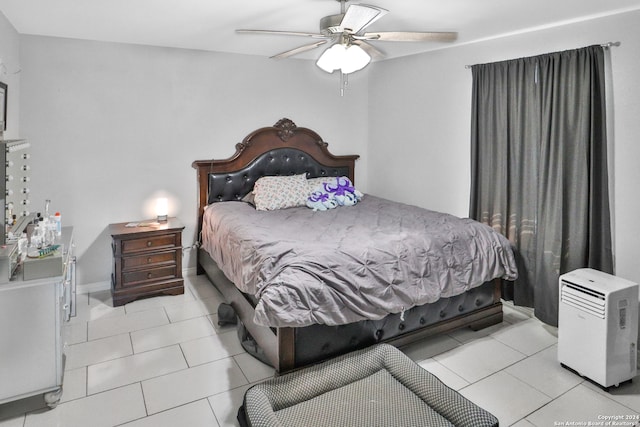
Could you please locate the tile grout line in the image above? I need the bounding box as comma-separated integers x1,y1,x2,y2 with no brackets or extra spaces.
512,382,584,426
86,351,195,397
206,397,223,427
85,307,171,342
138,378,149,419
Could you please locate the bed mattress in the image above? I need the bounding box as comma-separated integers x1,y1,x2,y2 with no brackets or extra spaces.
202,195,517,328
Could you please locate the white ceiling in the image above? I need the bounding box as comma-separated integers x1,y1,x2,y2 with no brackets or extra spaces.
2,0,640,61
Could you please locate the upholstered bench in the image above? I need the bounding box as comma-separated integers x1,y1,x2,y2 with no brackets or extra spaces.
238,343,498,427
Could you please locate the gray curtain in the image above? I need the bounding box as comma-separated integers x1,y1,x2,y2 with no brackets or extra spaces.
469,45,613,326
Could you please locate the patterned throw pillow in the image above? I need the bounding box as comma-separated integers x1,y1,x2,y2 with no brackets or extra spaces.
253,174,310,211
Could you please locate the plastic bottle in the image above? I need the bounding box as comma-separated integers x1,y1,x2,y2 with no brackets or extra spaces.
32,216,45,248
54,212,62,236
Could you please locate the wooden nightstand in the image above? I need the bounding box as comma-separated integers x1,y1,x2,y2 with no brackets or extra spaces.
109,218,184,306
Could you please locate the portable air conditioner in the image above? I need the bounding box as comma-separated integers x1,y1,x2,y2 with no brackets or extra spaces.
558,268,638,389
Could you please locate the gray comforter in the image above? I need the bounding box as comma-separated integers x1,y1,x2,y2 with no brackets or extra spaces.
202,195,518,328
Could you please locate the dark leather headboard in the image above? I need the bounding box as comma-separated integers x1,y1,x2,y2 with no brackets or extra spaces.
207,147,351,204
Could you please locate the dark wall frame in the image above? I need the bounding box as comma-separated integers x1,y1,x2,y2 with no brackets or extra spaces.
0,82,7,132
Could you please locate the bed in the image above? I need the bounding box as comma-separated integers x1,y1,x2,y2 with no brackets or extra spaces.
193,118,517,373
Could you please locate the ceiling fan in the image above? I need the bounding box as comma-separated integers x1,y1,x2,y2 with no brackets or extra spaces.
236,0,457,74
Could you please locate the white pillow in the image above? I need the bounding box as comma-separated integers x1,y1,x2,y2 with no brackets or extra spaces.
253,174,310,211
307,176,341,193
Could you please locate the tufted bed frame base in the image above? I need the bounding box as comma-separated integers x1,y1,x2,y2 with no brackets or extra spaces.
193,118,503,374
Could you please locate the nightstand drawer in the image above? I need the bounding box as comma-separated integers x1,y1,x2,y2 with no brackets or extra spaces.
122,251,177,271
121,233,179,254
122,265,177,286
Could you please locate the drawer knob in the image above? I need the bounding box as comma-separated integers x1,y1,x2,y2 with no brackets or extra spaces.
147,241,152,247
147,272,153,279
147,257,152,264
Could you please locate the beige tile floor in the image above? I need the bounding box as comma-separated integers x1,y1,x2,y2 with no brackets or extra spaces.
1,273,639,426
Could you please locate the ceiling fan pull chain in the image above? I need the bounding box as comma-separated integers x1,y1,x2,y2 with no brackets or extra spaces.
340,71,349,97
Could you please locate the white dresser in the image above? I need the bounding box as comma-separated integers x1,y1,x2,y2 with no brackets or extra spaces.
0,226,75,408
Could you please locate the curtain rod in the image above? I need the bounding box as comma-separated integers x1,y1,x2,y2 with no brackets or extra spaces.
602,41,621,48
464,42,621,69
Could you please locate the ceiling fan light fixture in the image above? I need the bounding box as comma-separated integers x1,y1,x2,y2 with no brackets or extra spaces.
341,44,371,74
316,43,370,74
316,44,345,73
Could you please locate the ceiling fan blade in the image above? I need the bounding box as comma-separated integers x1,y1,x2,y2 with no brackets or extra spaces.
270,40,328,60
352,40,384,60
340,4,388,34
360,31,458,42
236,29,329,39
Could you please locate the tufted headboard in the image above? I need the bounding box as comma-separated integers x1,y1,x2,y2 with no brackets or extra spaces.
205,147,352,204
192,118,360,231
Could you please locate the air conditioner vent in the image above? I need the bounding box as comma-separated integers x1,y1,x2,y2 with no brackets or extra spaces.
562,279,605,299
561,280,606,318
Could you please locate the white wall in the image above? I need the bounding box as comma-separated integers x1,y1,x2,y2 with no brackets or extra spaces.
368,10,640,285
18,36,369,285
0,10,20,139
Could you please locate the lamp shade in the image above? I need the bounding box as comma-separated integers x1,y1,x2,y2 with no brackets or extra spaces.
316,44,346,73
341,44,371,74
316,44,370,74
156,197,168,222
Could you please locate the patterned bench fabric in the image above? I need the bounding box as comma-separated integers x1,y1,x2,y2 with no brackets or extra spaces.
240,344,498,427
